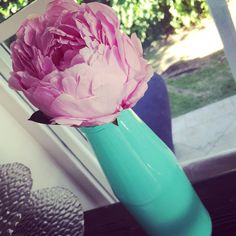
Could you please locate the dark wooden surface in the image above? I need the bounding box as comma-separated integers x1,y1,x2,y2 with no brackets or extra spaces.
195,171,236,236
84,171,236,236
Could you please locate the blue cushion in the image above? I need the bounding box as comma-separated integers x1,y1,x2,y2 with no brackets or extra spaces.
133,73,174,152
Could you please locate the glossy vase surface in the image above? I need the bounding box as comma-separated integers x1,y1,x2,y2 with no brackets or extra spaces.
80,109,212,236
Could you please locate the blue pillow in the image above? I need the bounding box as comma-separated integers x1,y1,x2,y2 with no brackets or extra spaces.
133,73,174,152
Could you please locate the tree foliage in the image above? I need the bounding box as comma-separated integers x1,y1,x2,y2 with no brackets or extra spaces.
111,0,208,45
0,0,34,21
169,0,209,29
1,0,209,46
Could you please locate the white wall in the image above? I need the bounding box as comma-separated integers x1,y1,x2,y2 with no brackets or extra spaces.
0,104,95,210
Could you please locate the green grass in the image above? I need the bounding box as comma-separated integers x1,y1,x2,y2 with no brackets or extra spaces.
166,50,236,117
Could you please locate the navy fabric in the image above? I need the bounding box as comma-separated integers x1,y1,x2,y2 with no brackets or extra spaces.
133,73,174,152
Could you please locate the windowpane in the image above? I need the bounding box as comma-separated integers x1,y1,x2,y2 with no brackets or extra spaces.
144,0,236,162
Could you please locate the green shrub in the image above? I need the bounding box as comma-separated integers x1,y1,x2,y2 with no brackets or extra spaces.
0,0,33,21
111,0,208,45
169,0,209,30
111,0,162,42
1,0,209,46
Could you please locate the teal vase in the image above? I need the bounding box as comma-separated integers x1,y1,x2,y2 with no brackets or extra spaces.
80,109,212,236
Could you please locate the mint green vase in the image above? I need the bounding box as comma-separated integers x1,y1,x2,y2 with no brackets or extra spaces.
80,109,212,236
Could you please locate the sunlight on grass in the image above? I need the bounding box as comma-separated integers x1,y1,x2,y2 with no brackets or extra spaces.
167,50,236,117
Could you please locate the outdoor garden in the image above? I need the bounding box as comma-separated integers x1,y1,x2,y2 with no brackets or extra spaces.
1,0,236,117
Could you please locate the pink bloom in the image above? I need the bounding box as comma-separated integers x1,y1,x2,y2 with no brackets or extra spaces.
9,0,153,127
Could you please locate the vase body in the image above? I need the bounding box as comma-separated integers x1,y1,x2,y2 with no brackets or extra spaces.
80,109,212,236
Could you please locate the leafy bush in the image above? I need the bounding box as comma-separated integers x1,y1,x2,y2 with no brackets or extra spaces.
111,0,208,45
169,0,209,30
1,0,209,46
111,0,161,42
0,0,34,21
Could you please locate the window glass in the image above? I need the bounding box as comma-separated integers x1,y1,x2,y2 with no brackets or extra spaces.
148,0,236,162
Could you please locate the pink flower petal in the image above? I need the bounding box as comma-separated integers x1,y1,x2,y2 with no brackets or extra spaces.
131,33,143,56
87,2,119,29
9,1,153,127
122,34,141,71
26,86,59,117
50,93,83,117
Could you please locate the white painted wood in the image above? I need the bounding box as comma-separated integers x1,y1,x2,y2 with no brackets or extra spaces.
207,0,236,82
0,103,96,210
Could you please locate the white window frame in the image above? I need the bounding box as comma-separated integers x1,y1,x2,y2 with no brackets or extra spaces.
207,0,236,82
0,0,117,206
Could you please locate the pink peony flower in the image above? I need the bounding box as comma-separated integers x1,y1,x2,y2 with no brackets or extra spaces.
9,0,153,127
